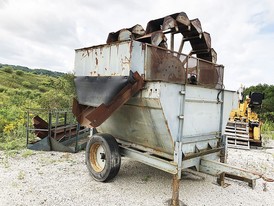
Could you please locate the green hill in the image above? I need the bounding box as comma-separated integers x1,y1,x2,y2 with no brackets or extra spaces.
0,63,64,77
0,67,55,92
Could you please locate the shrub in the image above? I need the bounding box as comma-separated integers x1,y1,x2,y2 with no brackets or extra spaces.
0,126,26,150
0,86,7,93
38,85,47,93
15,70,24,76
2,67,13,74
22,81,33,89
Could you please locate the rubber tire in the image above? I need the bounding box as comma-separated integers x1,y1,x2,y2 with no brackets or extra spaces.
85,133,121,182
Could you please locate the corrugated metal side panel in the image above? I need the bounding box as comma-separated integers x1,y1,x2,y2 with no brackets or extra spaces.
222,90,238,134
158,82,183,143
183,85,221,136
130,41,145,76
74,41,132,76
97,98,174,155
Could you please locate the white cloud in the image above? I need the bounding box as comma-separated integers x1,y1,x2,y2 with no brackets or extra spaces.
0,0,273,90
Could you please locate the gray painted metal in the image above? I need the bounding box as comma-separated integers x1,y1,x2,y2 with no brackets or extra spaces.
200,158,261,180
119,145,178,175
27,136,51,151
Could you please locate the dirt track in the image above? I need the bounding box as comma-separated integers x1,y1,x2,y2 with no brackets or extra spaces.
0,143,273,206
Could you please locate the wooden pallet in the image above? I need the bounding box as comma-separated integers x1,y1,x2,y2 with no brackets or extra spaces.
225,121,250,149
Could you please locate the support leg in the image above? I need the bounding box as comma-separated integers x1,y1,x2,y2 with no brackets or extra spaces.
171,174,180,206
167,174,185,206
217,172,225,187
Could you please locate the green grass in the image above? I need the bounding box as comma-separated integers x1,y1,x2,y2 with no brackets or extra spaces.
0,126,26,150
0,69,57,91
17,171,26,180
141,175,151,182
262,120,274,133
21,149,35,158
262,120,274,141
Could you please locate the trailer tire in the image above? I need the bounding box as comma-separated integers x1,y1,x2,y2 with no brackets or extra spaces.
85,133,121,182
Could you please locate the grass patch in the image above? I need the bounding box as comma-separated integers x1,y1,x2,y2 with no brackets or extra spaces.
262,120,274,141
4,150,19,157
21,149,35,158
17,171,25,180
0,137,25,151
262,120,274,134
141,175,151,182
0,156,10,168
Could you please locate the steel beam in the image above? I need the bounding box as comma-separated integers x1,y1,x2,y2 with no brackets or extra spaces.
200,158,260,188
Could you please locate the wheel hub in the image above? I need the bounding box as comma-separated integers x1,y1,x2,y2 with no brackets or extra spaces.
90,143,106,172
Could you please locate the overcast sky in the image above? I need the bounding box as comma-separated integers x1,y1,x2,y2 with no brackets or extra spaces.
0,0,273,90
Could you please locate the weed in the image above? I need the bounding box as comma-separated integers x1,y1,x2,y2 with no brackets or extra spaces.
39,157,59,166
262,121,274,135
263,182,267,192
21,150,35,158
38,171,44,175
17,171,25,180
141,175,151,182
1,157,10,168
61,153,71,160
12,181,18,187
261,121,274,145
4,150,19,157
0,128,26,151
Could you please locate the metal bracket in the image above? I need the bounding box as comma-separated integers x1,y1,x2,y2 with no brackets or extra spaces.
174,141,183,179
178,115,184,120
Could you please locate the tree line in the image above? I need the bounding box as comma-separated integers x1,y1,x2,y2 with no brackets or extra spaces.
243,84,274,122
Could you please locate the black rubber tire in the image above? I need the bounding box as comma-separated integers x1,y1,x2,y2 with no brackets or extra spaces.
85,133,121,182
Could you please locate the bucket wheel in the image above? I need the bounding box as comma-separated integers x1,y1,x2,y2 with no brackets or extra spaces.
85,133,121,182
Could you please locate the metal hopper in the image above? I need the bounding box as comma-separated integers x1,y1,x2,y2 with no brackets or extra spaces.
72,12,263,206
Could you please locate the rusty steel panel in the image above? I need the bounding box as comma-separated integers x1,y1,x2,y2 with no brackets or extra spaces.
136,31,167,48
198,61,224,89
145,45,186,84
146,17,165,34
197,48,217,63
32,115,79,141
198,61,219,88
72,98,96,127
185,56,223,89
107,24,145,44
190,32,211,52
146,12,190,33
176,12,190,28
162,15,178,31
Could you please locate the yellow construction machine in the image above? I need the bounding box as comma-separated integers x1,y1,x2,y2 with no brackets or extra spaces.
225,86,264,149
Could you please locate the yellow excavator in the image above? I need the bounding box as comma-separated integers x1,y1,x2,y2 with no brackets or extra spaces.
225,86,264,149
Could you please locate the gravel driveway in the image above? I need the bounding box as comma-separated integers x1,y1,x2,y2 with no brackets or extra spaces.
1,143,273,206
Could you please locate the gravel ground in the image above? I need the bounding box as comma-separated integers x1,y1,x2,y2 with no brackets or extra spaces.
0,142,273,206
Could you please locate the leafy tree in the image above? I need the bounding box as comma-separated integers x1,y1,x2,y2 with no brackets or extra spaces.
243,84,274,121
